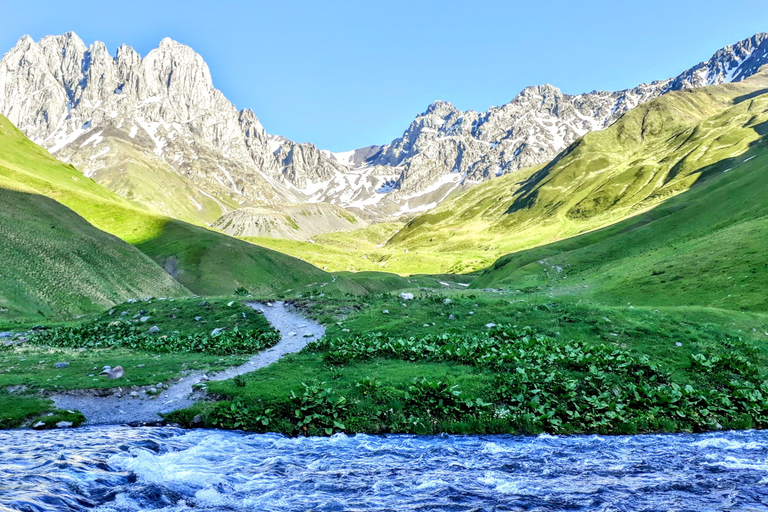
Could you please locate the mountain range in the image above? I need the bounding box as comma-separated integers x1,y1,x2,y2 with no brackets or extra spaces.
1,32,767,237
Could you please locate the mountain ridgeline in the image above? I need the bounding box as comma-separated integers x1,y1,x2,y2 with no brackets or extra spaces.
1,32,767,229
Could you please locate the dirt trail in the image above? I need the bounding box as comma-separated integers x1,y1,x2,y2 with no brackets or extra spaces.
51,302,324,425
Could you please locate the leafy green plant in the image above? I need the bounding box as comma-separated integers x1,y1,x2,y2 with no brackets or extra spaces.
289,381,348,436
208,400,274,431
30,323,280,356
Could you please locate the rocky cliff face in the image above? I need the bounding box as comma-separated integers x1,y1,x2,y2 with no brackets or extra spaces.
1,32,767,224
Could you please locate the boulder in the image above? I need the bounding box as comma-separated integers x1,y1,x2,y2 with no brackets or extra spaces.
107,366,124,379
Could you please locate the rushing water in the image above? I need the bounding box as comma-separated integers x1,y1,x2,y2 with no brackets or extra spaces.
1,427,768,511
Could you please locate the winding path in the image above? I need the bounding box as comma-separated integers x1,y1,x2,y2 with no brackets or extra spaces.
51,302,324,425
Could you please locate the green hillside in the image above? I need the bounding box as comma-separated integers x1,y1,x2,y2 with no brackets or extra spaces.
474,136,768,310
0,120,189,319
381,70,768,275
0,115,346,302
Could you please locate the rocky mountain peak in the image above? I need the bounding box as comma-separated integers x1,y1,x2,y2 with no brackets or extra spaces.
1,32,767,226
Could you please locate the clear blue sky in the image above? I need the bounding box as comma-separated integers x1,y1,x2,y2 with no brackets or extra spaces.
2,1,767,151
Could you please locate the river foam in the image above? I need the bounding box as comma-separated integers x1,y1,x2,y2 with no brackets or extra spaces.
1,427,768,511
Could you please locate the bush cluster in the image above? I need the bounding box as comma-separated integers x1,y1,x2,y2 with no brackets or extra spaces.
29,322,280,356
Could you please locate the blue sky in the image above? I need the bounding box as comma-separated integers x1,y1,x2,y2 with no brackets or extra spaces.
2,1,767,151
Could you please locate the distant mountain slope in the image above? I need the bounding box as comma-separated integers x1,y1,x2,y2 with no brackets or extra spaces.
0,32,766,221
0,115,346,298
473,135,768,311
384,69,768,274
0,117,189,319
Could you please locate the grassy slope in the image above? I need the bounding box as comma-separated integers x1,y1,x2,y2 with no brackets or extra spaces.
373,71,768,274
0,118,189,319
473,140,768,310
0,115,349,300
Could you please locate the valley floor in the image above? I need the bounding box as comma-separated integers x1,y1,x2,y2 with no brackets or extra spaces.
5,289,767,436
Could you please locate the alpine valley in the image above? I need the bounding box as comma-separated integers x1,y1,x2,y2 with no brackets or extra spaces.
1,26,768,448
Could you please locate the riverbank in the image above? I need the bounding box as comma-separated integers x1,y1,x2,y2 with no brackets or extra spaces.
169,293,768,436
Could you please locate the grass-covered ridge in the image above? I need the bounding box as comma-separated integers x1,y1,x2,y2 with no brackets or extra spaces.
0,116,189,319
0,114,355,305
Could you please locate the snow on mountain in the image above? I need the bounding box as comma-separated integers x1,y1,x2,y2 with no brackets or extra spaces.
1,32,767,225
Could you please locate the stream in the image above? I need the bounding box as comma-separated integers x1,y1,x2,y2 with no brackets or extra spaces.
1,427,767,511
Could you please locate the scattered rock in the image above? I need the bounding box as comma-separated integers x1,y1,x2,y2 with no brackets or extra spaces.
342,328,350,333
443,299,452,305
227,301,235,307
449,314,456,320
423,323,430,327
211,327,224,336
55,421,73,428
136,364,145,368
485,323,497,329
382,310,389,314
400,292,414,300
54,362,69,368
130,391,139,397
32,421,46,429
609,333,619,337
468,311,474,315
140,316,151,322
675,342,683,347
148,326,160,334
198,301,211,307
191,414,204,427
127,299,138,303
121,311,129,316
194,316,203,322
0,332,12,338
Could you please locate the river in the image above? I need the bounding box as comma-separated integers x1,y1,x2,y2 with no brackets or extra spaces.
1,427,767,511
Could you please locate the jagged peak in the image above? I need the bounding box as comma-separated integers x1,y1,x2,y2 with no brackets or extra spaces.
422,100,461,118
